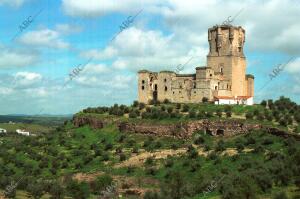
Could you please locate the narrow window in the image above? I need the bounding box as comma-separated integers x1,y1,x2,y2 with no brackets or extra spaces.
142,80,145,84
215,86,218,90
164,78,167,82
165,86,168,91
155,84,157,91
142,86,144,90
210,74,212,77
193,83,196,89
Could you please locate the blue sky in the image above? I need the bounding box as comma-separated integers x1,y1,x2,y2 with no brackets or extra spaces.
0,0,299,115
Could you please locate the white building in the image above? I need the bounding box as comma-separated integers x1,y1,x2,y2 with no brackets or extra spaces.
0,128,7,133
16,129,30,136
214,96,254,105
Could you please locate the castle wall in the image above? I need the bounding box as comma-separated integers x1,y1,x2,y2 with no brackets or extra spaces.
157,72,176,102
137,25,254,104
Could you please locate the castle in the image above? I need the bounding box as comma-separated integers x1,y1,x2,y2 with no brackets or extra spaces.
138,25,254,105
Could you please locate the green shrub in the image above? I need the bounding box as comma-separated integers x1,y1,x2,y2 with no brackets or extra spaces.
245,112,254,119
216,140,226,152
133,101,139,107
167,106,173,114
139,103,145,110
202,97,208,103
187,145,198,159
90,174,113,194
216,110,223,118
144,191,160,199
163,99,170,104
189,110,196,118
226,111,232,118
67,180,90,199
129,111,138,118
273,191,288,199
145,157,154,165
182,104,189,112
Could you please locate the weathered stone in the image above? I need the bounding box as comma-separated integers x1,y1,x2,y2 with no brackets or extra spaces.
118,119,262,138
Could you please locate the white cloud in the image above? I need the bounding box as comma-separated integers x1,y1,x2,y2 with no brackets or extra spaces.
18,29,70,49
14,72,42,88
83,27,207,72
0,0,27,7
62,0,162,17
55,24,82,34
0,48,38,68
285,57,300,73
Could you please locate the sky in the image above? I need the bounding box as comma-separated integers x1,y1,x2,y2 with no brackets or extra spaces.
0,0,299,115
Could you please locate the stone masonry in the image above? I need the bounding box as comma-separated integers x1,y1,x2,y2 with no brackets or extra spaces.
138,25,254,104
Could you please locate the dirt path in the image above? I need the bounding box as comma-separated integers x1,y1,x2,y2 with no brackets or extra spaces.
115,147,252,168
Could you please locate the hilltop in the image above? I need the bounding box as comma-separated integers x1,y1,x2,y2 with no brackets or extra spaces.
0,96,299,199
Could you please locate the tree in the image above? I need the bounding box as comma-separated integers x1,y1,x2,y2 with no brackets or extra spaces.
182,104,189,112
161,171,187,199
133,100,139,107
189,110,196,118
216,140,226,152
279,118,288,127
49,183,65,199
260,100,267,107
226,111,232,118
273,191,288,199
27,183,44,199
67,180,90,199
167,106,173,114
163,99,170,104
216,110,223,118
202,97,209,103
187,145,198,159
139,103,145,110
144,191,160,199
90,175,113,194
245,112,254,120
220,174,258,199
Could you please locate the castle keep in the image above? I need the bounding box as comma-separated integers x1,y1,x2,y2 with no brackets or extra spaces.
138,25,254,105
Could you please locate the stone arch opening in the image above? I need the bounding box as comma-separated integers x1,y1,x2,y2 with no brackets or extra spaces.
216,129,224,136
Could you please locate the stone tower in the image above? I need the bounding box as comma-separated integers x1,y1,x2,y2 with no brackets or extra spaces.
207,25,250,97
137,25,254,104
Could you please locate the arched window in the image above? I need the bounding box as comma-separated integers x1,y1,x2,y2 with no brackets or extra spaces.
215,86,218,90
154,84,157,91
164,78,167,82
220,68,223,73
165,86,168,91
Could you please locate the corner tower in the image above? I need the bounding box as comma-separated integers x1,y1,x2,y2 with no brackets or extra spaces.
207,25,247,97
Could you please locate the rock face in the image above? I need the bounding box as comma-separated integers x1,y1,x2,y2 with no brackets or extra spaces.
72,115,298,140
118,120,262,138
73,116,104,129
265,127,300,141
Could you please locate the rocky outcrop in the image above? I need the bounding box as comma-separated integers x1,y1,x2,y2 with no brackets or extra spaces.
73,116,104,129
73,115,298,140
118,120,262,138
265,127,300,141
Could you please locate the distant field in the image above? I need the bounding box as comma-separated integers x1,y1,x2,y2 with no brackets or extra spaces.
0,115,72,127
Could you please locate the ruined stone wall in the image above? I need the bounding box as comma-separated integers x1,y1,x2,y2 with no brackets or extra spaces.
137,25,254,104
118,119,262,139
